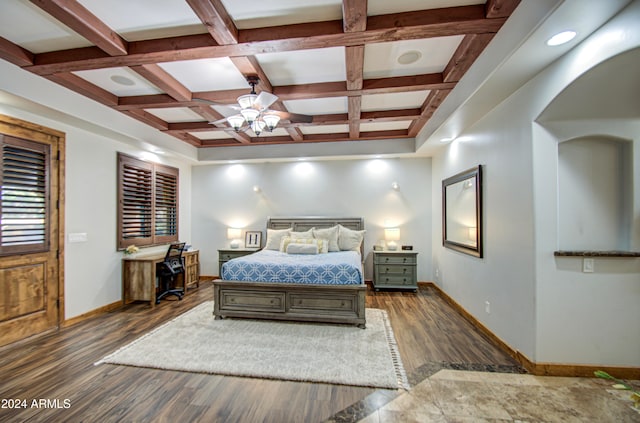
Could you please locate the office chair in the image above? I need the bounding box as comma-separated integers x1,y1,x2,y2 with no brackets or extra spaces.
156,242,186,304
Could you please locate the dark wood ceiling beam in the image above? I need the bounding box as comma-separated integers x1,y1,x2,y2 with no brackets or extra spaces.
485,0,521,18
163,130,204,147
442,33,495,83
129,64,192,101
123,109,169,131
166,107,419,132
345,45,364,91
29,0,128,56
26,6,506,75
407,89,452,137
348,96,361,139
186,0,238,45
45,72,118,106
0,36,34,66
115,74,453,111
190,106,225,123
342,0,368,33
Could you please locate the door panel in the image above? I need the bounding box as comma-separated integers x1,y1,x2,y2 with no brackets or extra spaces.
0,115,63,347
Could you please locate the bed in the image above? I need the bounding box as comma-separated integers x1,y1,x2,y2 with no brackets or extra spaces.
213,217,367,328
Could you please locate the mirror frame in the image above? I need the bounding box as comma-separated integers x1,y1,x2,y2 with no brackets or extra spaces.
442,165,483,258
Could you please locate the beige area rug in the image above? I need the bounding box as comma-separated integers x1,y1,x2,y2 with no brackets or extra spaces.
96,302,408,390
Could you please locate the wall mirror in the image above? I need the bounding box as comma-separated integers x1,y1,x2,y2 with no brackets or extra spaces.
442,165,483,257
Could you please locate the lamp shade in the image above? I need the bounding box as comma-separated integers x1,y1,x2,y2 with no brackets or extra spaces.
384,228,400,241
227,114,245,131
384,227,400,251
262,114,280,131
240,108,260,124
227,228,242,239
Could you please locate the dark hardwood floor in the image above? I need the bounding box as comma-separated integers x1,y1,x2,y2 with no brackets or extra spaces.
0,282,518,423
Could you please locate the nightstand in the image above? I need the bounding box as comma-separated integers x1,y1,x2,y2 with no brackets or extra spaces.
372,250,418,292
218,248,259,277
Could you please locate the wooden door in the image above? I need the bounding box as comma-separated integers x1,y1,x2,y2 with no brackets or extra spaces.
0,115,64,347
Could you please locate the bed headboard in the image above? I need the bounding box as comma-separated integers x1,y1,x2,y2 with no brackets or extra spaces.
266,216,365,255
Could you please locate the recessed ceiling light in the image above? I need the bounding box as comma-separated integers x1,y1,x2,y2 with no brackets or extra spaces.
110,75,135,86
397,50,422,65
546,30,577,46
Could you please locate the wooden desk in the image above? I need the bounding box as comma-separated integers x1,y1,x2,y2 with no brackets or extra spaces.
122,250,199,308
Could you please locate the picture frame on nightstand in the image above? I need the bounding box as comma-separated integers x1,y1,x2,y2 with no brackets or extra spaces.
245,231,262,248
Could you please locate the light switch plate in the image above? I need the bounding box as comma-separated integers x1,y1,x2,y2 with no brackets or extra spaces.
583,258,594,273
68,232,88,243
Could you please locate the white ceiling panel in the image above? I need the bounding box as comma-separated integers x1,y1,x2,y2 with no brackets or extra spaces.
257,47,346,86
159,58,249,92
78,0,204,41
191,130,234,140
284,97,348,115
361,91,430,112
364,36,465,79
367,0,484,16
300,124,349,135
73,67,163,96
360,121,412,132
145,107,203,123
221,0,342,29
0,1,92,53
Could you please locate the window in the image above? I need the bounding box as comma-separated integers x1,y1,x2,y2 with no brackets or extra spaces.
0,135,50,256
117,153,178,249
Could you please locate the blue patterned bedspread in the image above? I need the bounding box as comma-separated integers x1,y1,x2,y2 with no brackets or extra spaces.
221,250,364,285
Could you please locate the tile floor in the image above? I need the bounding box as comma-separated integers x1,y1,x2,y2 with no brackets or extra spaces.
357,369,640,423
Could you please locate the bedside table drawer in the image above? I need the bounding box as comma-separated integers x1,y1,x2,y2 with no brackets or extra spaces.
376,275,415,286
377,264,414,276
374,255,417,265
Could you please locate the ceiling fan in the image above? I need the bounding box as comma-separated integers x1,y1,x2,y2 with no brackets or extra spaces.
193,76,313,135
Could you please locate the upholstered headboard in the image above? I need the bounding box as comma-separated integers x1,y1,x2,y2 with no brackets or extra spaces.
266,216,365,255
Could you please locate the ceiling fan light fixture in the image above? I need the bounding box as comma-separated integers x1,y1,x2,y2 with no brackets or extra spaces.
238,93,258,109
251,119,266,136
263,114,280,131
227,114,245,131
240,108,260,124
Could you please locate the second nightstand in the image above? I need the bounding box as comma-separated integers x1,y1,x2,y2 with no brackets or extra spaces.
218,248,259,277
372,250,418,292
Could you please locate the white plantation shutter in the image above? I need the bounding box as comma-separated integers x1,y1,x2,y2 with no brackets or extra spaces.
0,135,50,255
117,153,178,249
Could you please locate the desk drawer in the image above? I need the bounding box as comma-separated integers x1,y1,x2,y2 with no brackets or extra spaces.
220,290,285,313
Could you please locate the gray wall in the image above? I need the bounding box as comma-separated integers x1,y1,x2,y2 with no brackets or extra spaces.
191,158,433,281
431,2,640,366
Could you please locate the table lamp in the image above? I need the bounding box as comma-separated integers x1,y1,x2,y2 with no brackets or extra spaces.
227,227,242,249
384,227,400,251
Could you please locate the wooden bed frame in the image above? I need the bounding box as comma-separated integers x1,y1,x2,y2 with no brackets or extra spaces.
213,217,367,328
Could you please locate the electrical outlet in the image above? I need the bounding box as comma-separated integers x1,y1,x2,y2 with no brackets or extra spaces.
583,258,594,273
485,301,490,314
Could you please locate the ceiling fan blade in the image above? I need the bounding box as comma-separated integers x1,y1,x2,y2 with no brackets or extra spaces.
254,91,278,110
208,117,228,125
265,110,313,124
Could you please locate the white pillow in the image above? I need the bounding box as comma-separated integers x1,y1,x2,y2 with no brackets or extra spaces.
312,226,340,252
290,228,314,239
338,224,366,251
286,243,319,254
280,237,328,253
264,228,292,250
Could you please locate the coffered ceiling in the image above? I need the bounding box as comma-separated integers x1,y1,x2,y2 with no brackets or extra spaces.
0,0,519,149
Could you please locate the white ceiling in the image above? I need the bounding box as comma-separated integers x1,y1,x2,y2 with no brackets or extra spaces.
0,0,635,162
